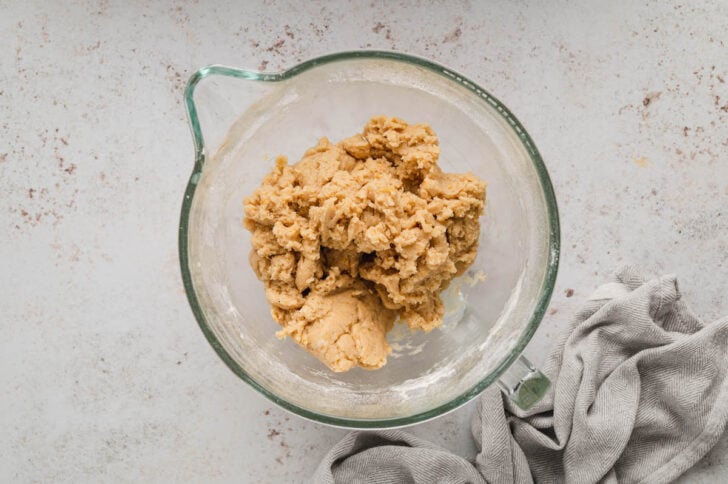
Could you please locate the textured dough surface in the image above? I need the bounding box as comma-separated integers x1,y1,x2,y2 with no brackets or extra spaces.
244,116,486,372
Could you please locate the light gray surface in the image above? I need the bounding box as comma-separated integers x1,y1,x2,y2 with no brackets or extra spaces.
1,1,726,482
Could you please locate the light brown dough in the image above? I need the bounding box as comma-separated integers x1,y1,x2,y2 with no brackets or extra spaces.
244,116,486,372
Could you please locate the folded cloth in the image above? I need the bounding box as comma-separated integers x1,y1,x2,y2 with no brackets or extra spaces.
312,267,728,484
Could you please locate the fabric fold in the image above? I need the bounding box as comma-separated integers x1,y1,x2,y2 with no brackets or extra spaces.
312,267,728,484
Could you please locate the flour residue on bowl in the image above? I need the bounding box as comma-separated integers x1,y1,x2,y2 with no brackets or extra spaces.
388,270,486,357
387,323,427,358
440,269,486,330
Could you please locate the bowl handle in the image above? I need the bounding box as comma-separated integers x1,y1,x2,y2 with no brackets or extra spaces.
497,355,550,410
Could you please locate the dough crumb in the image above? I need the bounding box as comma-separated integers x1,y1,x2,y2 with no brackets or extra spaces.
244,116,486,372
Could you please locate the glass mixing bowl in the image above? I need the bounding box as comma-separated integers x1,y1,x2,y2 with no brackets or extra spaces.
180,51,559,428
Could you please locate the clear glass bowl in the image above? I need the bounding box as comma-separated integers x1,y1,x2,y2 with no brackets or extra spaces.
180,51,559,428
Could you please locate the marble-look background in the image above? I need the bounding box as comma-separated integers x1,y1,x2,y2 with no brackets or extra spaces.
1,1,726,482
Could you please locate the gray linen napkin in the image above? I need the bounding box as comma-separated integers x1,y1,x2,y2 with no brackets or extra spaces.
312,267,728,484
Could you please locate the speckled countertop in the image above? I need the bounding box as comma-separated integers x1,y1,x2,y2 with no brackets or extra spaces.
1,1,727,482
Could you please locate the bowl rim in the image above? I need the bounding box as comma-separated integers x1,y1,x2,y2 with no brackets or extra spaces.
179,50,560,428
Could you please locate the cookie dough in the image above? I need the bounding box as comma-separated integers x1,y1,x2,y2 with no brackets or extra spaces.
244,116,486,372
